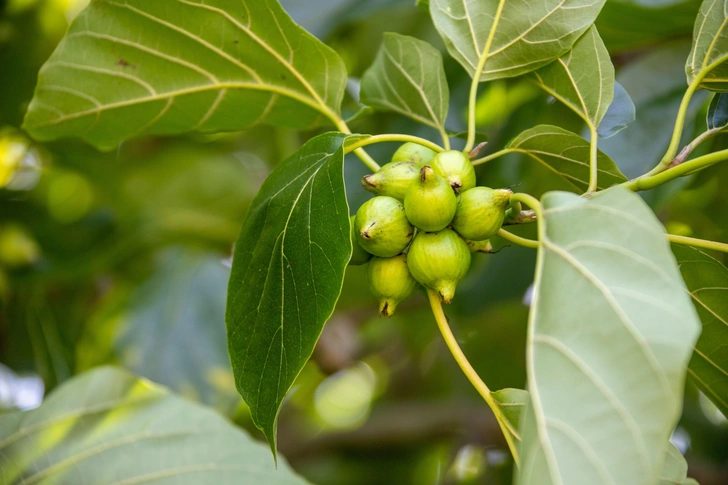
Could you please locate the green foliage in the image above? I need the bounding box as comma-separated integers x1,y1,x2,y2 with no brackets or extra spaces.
687,0,728,91
22,0,348,148
518,188,701,485
0,367,309,484
506,125,627,192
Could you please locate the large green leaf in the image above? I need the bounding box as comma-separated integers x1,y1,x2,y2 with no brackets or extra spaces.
507,125,627,193
22,0,347,149
226,132,356,455
429,0,606,82
686,0,728,91
532,26,614,129
517,188,701,485
673,245,728,416
0,367,309,484
659,444,700,485
360,33,449,135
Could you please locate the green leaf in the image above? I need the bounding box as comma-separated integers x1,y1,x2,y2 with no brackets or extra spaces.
226,132,356,455
22,0,347,149
507,125,627,193
686,0,728,92
360,33,449,135
429,0,606,82
673,244,728,416
0,367,309,484
659,443,700,485
517,188,701,485
707,93,728,130
599,81,636,139
532,26,614,128
492,388,528,445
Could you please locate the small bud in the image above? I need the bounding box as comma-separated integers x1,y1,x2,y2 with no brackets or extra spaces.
404,166,458,232
430,150,476,193
361,161,420,202
368,254,419,316
355,196,414,258
451,187,512,241
407,229,471,304
391,142,437,166
349,215,373,266
464,238,494,254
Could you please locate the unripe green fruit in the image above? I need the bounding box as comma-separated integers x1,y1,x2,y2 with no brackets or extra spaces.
451,187,512,241
355,196,414,258
368,254,419,317
430,150,476,193
404,166,457,232
361,161,419,202
407,229,471,304
391,142,437,166
349,215,373,265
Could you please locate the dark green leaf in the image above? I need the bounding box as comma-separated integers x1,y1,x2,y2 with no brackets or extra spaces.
598,81,636,138
673,244,728,416
360,33,449,134
532,26,614,128
707,93,728,130
429,0,606,82
517,188,701,485
226,132,356,455
507,125,627,193
0,367,309,484
659,443,700,485
23,0,347,149
686,0,728,91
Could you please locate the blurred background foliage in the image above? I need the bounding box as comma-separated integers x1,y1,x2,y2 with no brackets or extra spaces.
0,0,726,484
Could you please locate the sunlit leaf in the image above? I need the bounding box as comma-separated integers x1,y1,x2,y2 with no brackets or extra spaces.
659,443,699,485
686,0,728,91
673,244,728,416
429,0,606,82
507,125,627,193
532,26,614,128
517,188,701,485
23,0,347,149
360,33,449,134
0,367,309,484
226,132,357,456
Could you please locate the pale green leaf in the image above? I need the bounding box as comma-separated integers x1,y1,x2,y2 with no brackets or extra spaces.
360,33,449,134
429,0,606,82
0,367,309,485
226,132,358,456
507,125,627,193
532,25,614,128
517,188,701,485
659,443,700,485
23,0,347,149
492,388,528,445
686,0,728,91
673,244,728,416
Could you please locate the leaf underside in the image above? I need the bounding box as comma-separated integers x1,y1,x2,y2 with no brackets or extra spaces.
225,132,354,455
686,0,728,91
0,367,309,485
673,244,728,416
23,0,347,149
518,188,701,485
507,125,627,193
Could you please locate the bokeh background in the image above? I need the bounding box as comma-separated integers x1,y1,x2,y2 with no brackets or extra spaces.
1,0,727,483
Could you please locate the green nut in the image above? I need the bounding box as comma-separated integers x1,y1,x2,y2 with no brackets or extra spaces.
391,142,437,166
404,166,457,233
362,161,420,202
355,196,414,258
368,254,419,317
451,187,512,241
407,229,471,304
430,150,476,193
349,215,373,266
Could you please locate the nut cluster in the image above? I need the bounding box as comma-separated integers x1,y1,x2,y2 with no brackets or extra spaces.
350,143,513,316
